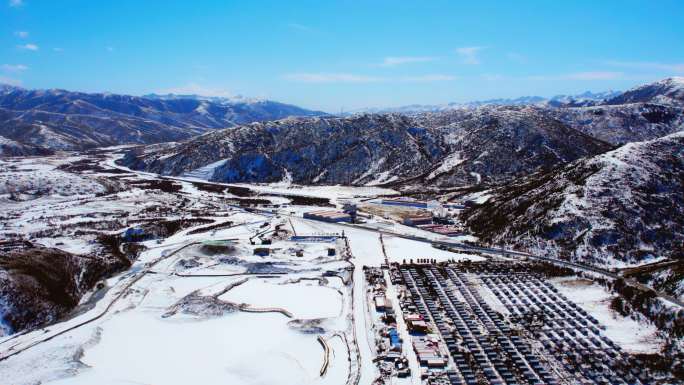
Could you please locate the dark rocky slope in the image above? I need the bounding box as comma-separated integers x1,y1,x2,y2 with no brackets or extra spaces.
0,245,130,334
122,108,611,188
461,131,684,267
0,135,54,157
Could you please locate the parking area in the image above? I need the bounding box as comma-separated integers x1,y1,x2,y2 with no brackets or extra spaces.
390,262,653,385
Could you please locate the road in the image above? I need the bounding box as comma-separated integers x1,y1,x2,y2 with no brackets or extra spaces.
278,215,684,309
108,153,684,309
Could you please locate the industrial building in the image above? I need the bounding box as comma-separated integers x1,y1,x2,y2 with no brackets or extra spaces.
403,215,433,226
374,295,391,311
381,197,429,209
416,224,462,236
303,210,352,223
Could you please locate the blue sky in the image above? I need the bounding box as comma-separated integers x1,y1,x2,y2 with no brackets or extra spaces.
1,0,683,111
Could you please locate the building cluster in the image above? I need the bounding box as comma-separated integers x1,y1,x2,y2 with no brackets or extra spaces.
467,262,651,385
381,197,429,209
303,210,352,223
402,215,464,237
413,335,449,369
385,260,655,385
364,267,412,380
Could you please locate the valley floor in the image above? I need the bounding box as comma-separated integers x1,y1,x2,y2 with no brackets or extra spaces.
0,150,679,384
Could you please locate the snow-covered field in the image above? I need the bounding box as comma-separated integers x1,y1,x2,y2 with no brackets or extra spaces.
2,149,680,385
0,156,106,200
1,213,356,385
219,278,344,320
550,277,663,354
382,235,484,263
0,152,360,385
0,151,421,385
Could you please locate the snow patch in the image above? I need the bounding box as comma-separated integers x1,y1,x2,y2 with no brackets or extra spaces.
181,159,228,180
427,152,464,179
550,277,663,354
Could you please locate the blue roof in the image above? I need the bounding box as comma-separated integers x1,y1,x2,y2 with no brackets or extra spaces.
389,328,401,348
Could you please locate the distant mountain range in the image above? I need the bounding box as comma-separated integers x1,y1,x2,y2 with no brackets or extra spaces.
604,77,684,105
141,92,262,104
348,90,623,114
0,85,325,153
120,77,684,269
123,77,684,187
2,78,683,155
3,77,684,270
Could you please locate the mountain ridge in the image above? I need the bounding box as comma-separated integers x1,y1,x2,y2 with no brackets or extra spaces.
347,90,622,114
0,85,326,152
122,107,613,188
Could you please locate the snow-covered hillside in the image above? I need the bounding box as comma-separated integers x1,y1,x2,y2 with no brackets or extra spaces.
0,135,53,157
554,102,684,145
461,131,684,268
122,78,684,188
348,90,621,113
605,77,684,106
123,107,610,188
0,85,325,152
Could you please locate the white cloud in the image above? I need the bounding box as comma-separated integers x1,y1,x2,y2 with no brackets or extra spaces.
283,73,384,83
14,31,29,38
287,23,312,32
106,46,115,52
456,46,486,64
17,43,38,51
379,56,436,67
0,76,22,86
8,0,24,7
1,64,28,72
604,60,684,73
53,47,64,52
400,74,457,82
156,83,234,98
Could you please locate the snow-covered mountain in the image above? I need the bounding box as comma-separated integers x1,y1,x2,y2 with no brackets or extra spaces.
122,107,611,187
461,130,684,268
349,90,621,114
415,106,612,186
604,77,684,106
546,78,684,145
0,85,325,151
142,92,262,104
553,102,684,145
123,77,684,187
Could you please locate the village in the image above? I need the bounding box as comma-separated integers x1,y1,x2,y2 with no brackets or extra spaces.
0,150,678,385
